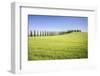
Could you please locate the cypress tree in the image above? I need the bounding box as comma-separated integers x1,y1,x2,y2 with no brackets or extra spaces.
34,30,36,37
30,30,33,37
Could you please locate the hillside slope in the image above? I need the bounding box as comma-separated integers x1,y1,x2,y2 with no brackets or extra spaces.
28,32,88,60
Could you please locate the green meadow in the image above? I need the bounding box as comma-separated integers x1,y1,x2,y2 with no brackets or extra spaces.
28,32,88,60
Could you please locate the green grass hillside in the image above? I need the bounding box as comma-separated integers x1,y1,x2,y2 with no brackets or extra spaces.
28,32,88,60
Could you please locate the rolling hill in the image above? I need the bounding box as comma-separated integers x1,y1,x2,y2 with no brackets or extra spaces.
28,32,88,60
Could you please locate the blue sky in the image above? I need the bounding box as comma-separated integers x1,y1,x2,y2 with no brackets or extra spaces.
28,15,88,32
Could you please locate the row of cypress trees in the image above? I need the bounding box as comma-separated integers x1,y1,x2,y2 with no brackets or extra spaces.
29,29,81,37
29,30,54,37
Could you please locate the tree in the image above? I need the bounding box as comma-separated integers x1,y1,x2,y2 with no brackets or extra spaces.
45,31,47,36
33,30,36,37
30,30,33,37
40,31,42,36
47,31,48,36
42,31,44,36
37,31,39,36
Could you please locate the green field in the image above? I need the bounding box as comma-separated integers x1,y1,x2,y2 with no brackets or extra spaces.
28,32,88,60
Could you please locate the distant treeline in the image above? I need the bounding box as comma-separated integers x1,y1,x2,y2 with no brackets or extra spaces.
29,30,81,37
59,30,81,35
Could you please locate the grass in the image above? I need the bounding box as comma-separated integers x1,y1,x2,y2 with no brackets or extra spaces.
28,32,88,60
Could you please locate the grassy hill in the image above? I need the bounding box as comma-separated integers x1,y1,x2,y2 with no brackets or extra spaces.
28,32,88,60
